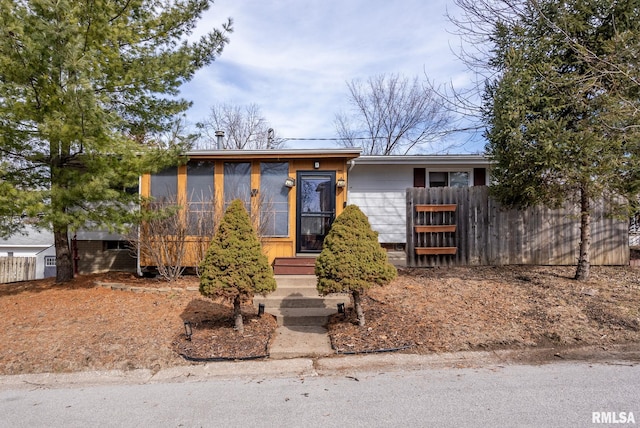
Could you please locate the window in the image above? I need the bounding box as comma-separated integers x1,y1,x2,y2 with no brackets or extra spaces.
224,162,251,213
429,172,448,187
187,161,215,235
260,162,289,237
44,256,56,267
428,171,469,188
150,166,178,204
449,172,469,188
104,241,129,251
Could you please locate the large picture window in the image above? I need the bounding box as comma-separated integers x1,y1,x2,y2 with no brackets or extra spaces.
150,166,178,203
187,161,215,235
224,162,251,214
260,162,289,237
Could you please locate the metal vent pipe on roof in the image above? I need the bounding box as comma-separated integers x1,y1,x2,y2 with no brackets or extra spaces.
215,130,225,150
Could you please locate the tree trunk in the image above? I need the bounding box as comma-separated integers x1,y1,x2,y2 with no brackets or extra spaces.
353,290,365,327
54,226,74,283
233,294,244,333
575,186,591,281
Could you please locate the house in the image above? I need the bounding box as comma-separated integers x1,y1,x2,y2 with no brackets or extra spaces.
0,224,136,280
73,231,137,274
0,226,56,280
347,154,491,250
139,149,361,273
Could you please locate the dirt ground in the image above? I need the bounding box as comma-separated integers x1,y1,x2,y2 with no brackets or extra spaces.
1,265,639,375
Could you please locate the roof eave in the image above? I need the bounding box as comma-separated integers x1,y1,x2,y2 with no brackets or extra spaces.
352,154,491,166
186,148,362,160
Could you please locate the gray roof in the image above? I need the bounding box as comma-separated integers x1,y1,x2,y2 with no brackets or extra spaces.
352,154,490,166
0,226,54,247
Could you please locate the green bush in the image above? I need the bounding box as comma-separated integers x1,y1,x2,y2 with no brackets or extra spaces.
315,204,397,326
199,199,276,332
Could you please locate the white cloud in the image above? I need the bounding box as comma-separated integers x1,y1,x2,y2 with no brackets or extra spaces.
180,0,485,152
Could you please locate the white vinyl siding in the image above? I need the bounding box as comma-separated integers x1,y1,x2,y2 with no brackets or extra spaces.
348,163,476,244
347,165,411,244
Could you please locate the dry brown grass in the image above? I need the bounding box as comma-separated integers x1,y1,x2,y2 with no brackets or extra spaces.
1,266,639,375
328,266,640,354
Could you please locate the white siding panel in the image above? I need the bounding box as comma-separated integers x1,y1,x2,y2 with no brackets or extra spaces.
348,164,413,244
348,165,412,192
349,191,406,243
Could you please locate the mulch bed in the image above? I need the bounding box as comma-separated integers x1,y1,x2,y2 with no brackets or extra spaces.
171,299,277,361
327,266,640,355
1,264,639,375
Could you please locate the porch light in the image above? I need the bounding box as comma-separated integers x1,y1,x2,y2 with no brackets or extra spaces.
258,303,265,316
336,178,346,188
184,321,192,341
284,177,296,188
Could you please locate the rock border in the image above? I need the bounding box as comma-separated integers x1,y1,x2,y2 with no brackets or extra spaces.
95,281,199,294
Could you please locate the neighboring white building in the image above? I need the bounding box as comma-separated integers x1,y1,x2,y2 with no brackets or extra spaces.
0,226,56,279
347,154,491,248
1,226,136,280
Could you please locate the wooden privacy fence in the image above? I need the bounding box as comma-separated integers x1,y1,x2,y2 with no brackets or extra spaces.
0,257,36,283
406,186,629,267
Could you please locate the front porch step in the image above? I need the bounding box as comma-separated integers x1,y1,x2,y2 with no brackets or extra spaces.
254,274,349,327
255,294,347,309
273,257,317,275
271,274,317,288
266,308,338,327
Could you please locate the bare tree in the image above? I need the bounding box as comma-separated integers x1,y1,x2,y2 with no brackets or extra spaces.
129,195,188,282
128,188,278,280
335,73,453,155
186,191,219,277
195,103,285,150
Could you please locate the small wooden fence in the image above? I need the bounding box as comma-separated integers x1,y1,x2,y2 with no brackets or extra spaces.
407,186,629,267
0,257,37,283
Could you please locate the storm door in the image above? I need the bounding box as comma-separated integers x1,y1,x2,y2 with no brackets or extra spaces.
296,171,336,253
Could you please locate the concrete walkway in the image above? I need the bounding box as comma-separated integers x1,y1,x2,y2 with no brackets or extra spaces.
269,325,333,359
254,275,347,359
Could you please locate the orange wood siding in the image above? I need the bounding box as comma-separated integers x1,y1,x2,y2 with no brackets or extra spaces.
139,152,357,267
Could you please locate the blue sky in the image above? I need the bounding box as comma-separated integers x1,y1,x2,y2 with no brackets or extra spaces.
180,0,485,153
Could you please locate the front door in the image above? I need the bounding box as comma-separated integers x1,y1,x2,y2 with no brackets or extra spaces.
296,171,336,253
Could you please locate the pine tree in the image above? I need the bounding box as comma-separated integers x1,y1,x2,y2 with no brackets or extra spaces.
482,0,640,280
199,199,276,333
0,0,232,282
315,205,397,326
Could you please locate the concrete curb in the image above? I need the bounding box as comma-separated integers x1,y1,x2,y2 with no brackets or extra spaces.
1,344,638,391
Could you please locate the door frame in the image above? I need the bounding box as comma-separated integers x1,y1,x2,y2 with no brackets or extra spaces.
295,171,336,254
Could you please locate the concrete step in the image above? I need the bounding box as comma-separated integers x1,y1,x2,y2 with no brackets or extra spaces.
274,275,317,288
269,286,321,298
258,274,349,327
254,295,348,309
265,308,337,326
